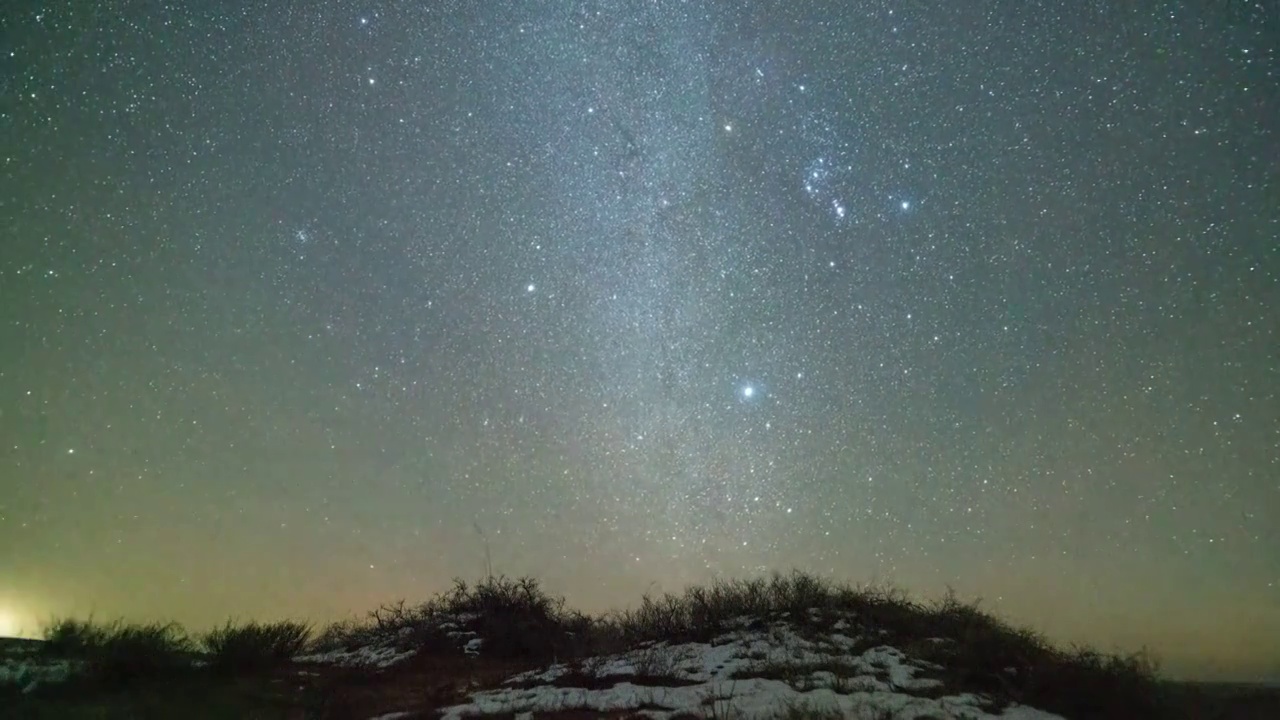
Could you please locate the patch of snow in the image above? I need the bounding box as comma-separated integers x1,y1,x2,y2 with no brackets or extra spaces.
367,712,415,720
440,621,1066,720
0,643,39,657
295,642,415,669
0,656,80,693
438,612,480,634
828,633,859,650
303,610,490,669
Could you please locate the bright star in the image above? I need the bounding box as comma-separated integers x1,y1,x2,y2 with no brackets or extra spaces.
526,283,536,293
742,386,755,399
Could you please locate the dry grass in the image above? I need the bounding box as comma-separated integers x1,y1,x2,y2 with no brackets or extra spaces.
41,617,195,687
201,620,312,672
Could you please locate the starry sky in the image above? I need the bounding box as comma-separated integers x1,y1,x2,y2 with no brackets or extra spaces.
1,0,1277,683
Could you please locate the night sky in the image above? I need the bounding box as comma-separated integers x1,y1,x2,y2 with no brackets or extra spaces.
1,1,1277,682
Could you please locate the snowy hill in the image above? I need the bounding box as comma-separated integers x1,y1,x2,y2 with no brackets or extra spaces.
426,615,1063,720
5,573,1265,718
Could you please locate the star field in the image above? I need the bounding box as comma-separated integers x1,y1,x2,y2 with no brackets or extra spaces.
1,1,1277,682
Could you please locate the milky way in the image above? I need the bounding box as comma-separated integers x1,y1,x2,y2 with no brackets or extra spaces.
1,1,1276,681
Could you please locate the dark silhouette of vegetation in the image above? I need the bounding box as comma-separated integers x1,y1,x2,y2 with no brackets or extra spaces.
42,618,194,686
3,572,1227,718
201,620,312,672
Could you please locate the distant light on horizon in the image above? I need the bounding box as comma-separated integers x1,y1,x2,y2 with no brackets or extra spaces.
0,606,31,639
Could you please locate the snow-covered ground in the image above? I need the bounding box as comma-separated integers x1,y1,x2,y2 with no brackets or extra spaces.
293,611,483,669
284,606,1068,719
436,617,1064,720
293,639,418,669
1,610,1079,718
0,640,79,694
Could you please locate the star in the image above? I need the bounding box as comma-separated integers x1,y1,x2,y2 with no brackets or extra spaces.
2,1,1270,687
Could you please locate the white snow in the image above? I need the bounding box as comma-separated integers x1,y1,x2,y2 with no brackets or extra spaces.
294,642,416,669
0,654,80,694
438,621,1066,720
296,610,485,668
0,610,1084,720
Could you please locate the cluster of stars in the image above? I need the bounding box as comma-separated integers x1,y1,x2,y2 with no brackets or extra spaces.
0,0,1274,683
